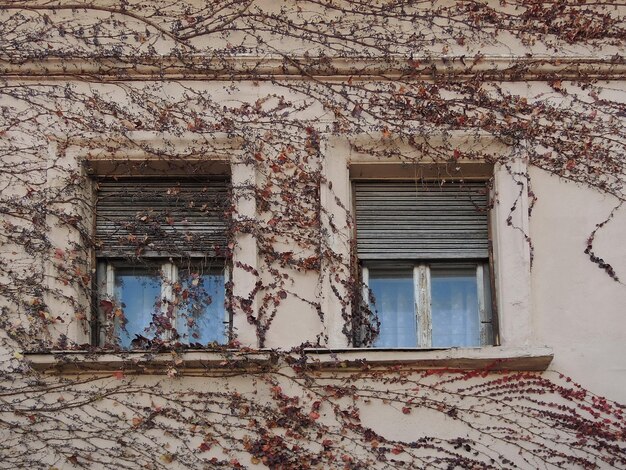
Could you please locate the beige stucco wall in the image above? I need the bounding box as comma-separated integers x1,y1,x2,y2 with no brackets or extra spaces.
530,168,626,402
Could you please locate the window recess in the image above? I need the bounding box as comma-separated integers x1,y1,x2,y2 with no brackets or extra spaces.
94,178,230,349
354,180,496,348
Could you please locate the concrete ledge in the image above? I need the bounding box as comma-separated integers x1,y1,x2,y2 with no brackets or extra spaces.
26,346,553,374
301,346,554,371
26,350,276,375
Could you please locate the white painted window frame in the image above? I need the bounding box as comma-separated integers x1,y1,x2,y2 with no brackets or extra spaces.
99,260,230,346
361,262,493,348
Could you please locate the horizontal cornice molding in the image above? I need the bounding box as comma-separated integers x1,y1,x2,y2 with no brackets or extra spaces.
1,54,624,81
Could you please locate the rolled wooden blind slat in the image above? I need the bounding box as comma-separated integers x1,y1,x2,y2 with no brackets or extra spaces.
96,179,229,258
355,182,489,260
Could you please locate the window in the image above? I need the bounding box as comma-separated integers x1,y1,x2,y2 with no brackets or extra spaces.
94,178,230,348
354,180,496,348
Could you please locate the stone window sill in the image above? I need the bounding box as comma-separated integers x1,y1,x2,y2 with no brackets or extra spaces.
25,346,553,375
301,346,553,371
26,350,276,375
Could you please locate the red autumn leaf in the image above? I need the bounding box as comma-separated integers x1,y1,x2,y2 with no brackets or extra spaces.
99,300,114,315
402,406,411,414
112,371,125,380
309,411,320,420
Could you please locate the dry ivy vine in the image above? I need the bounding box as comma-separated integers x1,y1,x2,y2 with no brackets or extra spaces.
0,1,625,468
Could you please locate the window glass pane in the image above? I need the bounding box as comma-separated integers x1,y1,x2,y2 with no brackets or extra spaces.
114,268,162,349
430,267,480,347
368,267,416,347
177,268,226,345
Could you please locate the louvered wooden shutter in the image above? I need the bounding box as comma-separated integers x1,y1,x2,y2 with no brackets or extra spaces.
96,178,229,258
354,181,489,260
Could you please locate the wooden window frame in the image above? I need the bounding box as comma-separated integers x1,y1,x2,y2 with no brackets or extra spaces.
361,261,494,348
95,260,230,347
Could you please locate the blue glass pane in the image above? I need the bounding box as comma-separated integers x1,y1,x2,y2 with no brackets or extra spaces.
431,268,480,347
177,270,226,345
368,268,416,347
114,269,161,349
